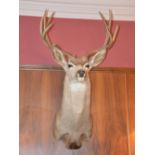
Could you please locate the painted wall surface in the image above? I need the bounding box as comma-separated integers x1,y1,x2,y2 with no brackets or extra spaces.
19,16,135,68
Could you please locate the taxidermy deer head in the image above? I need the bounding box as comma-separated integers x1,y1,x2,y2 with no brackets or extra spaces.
40,10,119,149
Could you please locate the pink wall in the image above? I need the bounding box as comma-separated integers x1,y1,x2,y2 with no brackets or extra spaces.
19,16,135,68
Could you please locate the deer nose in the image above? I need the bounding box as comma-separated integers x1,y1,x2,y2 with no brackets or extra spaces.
77,70,85,77
69,142,81,149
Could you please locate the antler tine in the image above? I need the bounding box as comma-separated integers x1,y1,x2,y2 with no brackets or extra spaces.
44,12,55,48
40,10,55,48
43,9,48,31
40,9,48,37
99,11,113,48
39,12,44,37
47,12,55,25
112,25,119,43
99,10,119,49
99,10,112,48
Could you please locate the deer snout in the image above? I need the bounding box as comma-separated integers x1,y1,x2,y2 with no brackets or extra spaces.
77,70,85,77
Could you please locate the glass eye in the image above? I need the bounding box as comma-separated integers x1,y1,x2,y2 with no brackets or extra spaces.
85,64,90,68
68,64,73,68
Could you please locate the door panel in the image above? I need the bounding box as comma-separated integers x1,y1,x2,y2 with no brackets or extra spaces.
20,68,135,155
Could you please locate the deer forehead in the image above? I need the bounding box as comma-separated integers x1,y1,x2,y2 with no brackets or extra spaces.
69,56,88,65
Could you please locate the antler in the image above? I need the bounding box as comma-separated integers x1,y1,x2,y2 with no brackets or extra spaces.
40,10,74,60
85,11,119,67
40,9,55,49
40,10,119,59
99,10,119,49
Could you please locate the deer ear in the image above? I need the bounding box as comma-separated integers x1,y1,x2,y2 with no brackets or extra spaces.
52,46,67,66
88,49,107,67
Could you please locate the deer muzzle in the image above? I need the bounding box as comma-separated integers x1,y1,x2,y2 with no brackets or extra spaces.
77,70,85,77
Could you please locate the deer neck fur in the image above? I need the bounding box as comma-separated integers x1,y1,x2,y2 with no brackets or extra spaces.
61,74,91,114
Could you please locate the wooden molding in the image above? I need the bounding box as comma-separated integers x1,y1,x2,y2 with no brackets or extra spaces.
19,64,135,73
